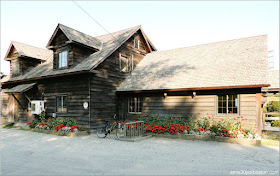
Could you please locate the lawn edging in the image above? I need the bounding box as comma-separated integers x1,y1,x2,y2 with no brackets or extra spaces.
19,127,89,137
149,133,261,146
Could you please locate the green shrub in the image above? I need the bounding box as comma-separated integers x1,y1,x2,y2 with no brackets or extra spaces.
47,117,77,130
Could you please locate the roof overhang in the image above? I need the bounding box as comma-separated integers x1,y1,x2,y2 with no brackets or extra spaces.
117,84,271,94
1,70,89,85
5,83,36,93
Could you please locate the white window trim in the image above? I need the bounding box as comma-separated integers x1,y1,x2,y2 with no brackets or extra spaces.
58,50,68,68
128,97,142,113
216,94,240,116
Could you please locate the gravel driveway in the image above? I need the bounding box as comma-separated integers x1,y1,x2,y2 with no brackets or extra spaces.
1,128,279,176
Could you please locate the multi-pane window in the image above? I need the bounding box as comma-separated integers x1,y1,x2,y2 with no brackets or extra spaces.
217,95,238,114
134,38,139,49
128,97,142,113
119,54,133,72
58,50,68,68
56,95,67,113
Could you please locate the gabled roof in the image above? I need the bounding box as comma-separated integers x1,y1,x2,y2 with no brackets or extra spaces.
46,23,103,50
2,25,153,84
117,35,269,92
4,41,53,61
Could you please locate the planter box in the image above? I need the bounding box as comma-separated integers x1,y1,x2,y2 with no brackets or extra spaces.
149,133,261,146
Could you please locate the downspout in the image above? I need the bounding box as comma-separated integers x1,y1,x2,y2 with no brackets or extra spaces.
88,73,91,130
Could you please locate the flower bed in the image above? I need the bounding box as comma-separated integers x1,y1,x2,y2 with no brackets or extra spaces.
136,114,262,140
25,112,89,136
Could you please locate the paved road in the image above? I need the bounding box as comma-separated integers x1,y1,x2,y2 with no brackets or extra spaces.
1,128,279,176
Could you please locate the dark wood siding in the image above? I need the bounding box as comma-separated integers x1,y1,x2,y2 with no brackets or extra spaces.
0,89,9,123
90,32,149,128
38,74,90,126
119,88,261,126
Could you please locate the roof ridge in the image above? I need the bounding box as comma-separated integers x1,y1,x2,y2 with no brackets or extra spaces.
150,34,267,54
12,41,51,51
58,23,102,42
95,25,141,38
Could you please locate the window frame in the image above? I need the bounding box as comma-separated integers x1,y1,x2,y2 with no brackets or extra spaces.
128,96,143,114
56,94,68,113
57,50,68,69
119,53,133,73
215,94,240,116
134,38,139,49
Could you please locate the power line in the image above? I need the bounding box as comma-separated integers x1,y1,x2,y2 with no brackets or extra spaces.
71,0,122,45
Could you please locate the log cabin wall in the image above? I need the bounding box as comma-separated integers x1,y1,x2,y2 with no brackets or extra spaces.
20,57,42,75
37,74,90,127
89,31,150,128
0,89,9,123
118,88,261,126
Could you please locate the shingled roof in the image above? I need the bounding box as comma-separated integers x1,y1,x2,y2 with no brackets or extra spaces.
46,23,103,50
4,41,53,61
117,35,269,92
2,25,143,83
263,70,279,91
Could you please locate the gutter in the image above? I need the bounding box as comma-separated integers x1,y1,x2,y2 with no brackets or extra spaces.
116,84,271,94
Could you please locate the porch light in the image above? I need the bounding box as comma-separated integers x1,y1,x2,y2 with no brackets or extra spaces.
164,93,167,99
192,92,196,98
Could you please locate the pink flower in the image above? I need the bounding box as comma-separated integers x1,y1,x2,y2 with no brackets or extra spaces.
241,116,243,118
237,117,240,119
234,118,236,120
207,113,209,115
229,111,232,113
238,122,241,124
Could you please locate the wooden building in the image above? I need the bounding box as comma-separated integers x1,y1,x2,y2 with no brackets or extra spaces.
1,24,156,128
117,35,270,129
1,24,270,130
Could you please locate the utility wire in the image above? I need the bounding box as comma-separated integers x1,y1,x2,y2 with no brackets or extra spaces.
71,0,122,45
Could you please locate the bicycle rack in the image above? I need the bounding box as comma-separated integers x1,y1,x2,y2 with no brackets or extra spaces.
123,121,144,138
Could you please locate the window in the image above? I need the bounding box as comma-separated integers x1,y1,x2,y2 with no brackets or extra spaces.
12,62,19,76
134,38,139,49
56,95,67,113
119,54,133,72
58,50,68,68
128,97,142,113
217,95,239,114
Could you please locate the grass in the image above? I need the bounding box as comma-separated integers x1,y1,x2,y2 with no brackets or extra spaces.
1,124,14,129
261,132,279,147
262,139,280,147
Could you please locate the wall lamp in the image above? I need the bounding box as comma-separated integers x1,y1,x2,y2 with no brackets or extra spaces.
192,92,196,98
164,93,167,99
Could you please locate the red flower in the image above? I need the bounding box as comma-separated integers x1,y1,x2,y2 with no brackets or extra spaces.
229,111,232,113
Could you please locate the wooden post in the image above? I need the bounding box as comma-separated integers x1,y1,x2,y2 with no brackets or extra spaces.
256,93,262,134
262,113,266,130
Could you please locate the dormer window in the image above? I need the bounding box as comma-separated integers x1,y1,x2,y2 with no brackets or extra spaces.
134,38,139,49
58,50,68,68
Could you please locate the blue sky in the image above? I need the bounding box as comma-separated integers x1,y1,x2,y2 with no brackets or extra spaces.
1,1,279,74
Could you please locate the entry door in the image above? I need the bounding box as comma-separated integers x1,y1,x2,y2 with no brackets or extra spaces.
7,94,19,122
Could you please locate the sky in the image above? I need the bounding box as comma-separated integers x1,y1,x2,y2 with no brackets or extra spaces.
1,1,279,75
